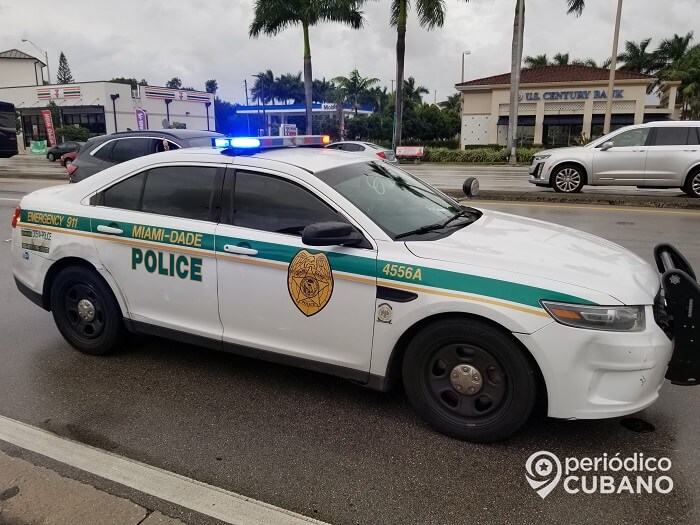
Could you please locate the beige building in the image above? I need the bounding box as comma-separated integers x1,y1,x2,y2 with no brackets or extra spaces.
455,65,681,148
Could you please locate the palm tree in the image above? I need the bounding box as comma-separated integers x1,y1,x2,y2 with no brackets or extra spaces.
571,57,598,67
390,0,470,149
249,0,367,134
617,38,660,74
657,32,694,66
402,77,429,105
523,54,548,67
438,93,461,112
507,0,585,164
333,69,380,115
275,72,304,104
552,52,570,65
251,70,275,104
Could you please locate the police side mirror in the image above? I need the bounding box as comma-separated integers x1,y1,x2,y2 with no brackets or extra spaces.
302,221,364,247
462,177,480,198
600,141,614,151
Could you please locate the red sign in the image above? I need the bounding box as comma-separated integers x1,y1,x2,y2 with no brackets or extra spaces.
41,110,57,147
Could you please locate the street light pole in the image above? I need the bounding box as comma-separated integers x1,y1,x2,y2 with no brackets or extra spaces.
461,50,471,83
22,38,50,84
603,0,624,135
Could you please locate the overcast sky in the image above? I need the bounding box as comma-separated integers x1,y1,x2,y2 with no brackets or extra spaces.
1,0,697,105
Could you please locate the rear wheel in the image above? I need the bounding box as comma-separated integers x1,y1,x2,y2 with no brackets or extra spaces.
684,169,700,198
402,318,537,442
50,267,124,355
552,164,585,193
64,158,72,167
47,153,55,162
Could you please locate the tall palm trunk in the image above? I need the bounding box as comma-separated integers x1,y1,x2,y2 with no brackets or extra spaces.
507,0,525,164
303,23,314,134
392,0,407,149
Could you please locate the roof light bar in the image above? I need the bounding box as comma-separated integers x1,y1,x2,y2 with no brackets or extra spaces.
212,135,331,154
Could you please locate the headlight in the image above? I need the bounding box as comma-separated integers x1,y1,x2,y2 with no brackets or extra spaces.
533,154,551,162
541,301,645,332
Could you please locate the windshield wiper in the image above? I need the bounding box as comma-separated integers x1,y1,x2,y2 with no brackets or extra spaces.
395,209,477,240
440,208,476,228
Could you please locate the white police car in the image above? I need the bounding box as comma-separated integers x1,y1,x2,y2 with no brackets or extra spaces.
11,135,699,442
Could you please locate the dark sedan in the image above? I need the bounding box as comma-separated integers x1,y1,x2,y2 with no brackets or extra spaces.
46,141,84,162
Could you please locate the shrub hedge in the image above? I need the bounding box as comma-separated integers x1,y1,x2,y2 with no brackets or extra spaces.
422,147,540,164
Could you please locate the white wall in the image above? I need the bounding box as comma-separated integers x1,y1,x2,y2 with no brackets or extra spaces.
0,58,42,88
0,82,216,134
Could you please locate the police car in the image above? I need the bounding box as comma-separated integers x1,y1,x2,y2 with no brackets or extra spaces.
11,135,700,442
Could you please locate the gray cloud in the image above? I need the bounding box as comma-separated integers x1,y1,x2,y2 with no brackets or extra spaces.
1,0,696,104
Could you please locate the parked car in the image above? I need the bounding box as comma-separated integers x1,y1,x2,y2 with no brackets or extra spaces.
68,129,224,183
326,141,397,163
528,121,700,197
46,141,84,162
59,150,78,168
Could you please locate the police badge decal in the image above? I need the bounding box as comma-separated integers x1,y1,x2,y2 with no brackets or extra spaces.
287,250,334,316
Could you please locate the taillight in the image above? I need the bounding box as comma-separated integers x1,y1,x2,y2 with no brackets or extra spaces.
12,207,20,228
9,135,16,142
67,164,77,178
376,151,387,159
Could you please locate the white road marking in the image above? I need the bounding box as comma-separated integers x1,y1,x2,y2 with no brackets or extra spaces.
0,197,21,202
0,415,329,525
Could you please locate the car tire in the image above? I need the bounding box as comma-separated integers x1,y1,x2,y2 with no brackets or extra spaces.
683,169,700,198
551,164,585,193
402,318,537,442
64,159,72,168
47,153,55,162
50,266,124,355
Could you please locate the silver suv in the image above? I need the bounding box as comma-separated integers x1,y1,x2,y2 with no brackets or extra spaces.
529,121,700,197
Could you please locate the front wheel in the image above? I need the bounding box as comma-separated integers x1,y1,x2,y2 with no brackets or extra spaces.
684,169,700,198
402,319,537,442
64,159,72,167
50,267,124,355
47,153,55,162
552,164,585,193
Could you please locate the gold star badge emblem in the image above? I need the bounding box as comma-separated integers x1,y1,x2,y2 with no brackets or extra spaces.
288,250,334,316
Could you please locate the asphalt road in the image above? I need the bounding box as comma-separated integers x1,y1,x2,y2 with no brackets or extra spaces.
1,180,699,525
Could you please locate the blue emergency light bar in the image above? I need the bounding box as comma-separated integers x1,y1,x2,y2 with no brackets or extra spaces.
212,134,331,154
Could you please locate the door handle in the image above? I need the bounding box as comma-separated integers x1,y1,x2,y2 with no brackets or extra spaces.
223,244,258,256
96,224,123,235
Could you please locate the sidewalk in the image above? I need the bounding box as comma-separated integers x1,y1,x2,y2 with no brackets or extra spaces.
0,450,185,525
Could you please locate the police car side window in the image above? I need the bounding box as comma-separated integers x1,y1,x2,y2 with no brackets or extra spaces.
231,171,342,236
141,166,218,221
101,171,147,211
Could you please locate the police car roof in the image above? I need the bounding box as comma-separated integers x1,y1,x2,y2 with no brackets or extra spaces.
177,145,372,173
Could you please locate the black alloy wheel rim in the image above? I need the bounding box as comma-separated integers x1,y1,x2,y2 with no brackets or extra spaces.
63,283,106,342
426,343,508,418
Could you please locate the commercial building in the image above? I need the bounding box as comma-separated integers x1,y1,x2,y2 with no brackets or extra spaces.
456,65,681,148
0,48,215,149
235,102,372,136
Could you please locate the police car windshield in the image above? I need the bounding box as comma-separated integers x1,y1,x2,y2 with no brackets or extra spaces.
316,161,479,240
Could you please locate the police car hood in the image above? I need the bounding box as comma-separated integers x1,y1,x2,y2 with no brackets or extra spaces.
405,209,659,305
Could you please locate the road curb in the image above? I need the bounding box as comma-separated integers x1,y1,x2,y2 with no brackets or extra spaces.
444,189,700,210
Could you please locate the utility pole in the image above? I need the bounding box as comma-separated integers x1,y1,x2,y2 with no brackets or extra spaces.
603,0,623,135
244,79,251,135
507,0,525,165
